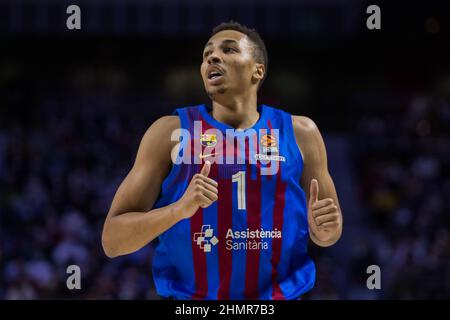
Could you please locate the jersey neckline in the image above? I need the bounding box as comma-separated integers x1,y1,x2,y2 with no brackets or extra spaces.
199,104,270,133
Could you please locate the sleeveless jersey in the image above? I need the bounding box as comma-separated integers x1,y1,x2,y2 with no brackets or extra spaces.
151,104,315,300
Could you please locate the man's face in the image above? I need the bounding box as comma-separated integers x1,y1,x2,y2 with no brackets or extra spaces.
200,30,263,99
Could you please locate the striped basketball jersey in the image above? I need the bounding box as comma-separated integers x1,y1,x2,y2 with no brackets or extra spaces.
151,104,315,300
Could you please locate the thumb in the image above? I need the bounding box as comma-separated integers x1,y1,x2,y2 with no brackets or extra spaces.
200,160,211,177
309,179,319,207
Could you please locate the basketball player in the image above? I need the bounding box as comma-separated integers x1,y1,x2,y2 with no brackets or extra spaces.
102,21,343,300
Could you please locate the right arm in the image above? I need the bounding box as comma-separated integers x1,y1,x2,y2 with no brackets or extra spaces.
101,116,218,258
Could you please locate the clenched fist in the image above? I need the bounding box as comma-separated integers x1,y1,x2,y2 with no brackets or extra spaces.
307,179,341,244
175,161,218,220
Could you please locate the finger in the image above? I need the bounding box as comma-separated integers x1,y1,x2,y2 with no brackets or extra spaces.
201,187,218,202
200,160,211,177
315,213,339,226
312,203,337,217
198,194,214,208
196,174,218,187
309,179,319,206
312,198,334,210
198,180,218,194
321,221,340,229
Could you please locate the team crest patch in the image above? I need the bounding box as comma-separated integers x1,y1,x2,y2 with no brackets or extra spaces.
260,134,278,153
200,134,217,147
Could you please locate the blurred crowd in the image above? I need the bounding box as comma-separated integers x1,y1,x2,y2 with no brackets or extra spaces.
351,93,450,299
0,91,164,299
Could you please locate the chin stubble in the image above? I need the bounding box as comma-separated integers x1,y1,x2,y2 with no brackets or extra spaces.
207,87,226,98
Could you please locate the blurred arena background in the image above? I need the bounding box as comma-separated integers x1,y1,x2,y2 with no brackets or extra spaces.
0,0,449,299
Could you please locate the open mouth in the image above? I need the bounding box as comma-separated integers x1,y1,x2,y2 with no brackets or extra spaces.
208,71,223,80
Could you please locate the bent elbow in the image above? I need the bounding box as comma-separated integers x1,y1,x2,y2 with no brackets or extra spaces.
102,238,120,258
102,242,118,258
101,226,120,258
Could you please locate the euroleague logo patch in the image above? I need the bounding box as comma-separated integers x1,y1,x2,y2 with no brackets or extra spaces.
260,134,279,154
260,134,276,147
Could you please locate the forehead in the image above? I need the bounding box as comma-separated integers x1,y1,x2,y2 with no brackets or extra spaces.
205,30,250,48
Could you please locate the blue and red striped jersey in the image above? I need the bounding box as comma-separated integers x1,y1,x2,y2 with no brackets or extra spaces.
151,104,315,300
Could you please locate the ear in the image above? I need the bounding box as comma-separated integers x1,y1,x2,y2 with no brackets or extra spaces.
252,63,265,84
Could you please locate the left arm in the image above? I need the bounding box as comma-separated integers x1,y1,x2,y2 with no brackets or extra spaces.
292,115,343,247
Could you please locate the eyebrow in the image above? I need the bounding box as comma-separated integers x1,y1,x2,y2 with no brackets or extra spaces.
204,39,239,50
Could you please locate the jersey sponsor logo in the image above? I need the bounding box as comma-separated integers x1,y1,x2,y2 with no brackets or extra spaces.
225,228,282,251
226,228,282,239
200,134,217,147
193,225,219,253
192,226,282,252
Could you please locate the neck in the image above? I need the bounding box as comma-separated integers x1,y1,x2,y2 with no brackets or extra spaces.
211,94,260,130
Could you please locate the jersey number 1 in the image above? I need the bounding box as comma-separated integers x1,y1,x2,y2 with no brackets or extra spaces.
232,171,246,210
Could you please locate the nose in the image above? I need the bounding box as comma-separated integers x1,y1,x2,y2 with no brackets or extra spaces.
207,52,222,65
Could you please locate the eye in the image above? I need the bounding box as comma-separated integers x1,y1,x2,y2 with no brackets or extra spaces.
223,47,237,53
203,50,212,58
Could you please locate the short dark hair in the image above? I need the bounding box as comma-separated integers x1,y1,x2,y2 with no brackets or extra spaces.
211,21,268,89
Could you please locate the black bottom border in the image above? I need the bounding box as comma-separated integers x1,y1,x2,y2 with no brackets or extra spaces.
0,300,442,319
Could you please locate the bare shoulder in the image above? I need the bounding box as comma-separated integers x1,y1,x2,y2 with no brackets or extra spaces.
291,115,325,163
141,115,180,146
291,115,319,137
135,115,180,164
146,115,180,135
291,115,322,148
